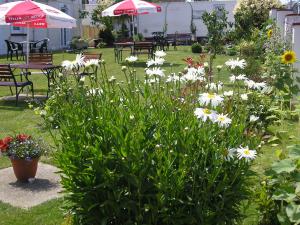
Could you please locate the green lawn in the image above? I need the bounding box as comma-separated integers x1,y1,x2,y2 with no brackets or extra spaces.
0,46,299,225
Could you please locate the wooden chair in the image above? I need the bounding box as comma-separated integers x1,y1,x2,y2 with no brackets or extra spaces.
0,64,34,105
132,42,154,58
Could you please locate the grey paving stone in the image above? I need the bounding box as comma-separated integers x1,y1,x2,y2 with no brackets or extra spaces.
0,163,63,209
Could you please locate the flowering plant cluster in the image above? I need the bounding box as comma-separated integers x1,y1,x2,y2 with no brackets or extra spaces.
0,134,44,160
34,50,280,225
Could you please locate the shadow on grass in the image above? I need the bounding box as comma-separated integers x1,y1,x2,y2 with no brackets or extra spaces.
120,61,181,68
0,101,27,111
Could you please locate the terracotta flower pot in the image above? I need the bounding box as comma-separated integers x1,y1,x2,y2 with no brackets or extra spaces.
10,158,39,182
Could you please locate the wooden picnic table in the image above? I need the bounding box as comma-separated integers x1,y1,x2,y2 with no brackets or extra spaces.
10,63,61,97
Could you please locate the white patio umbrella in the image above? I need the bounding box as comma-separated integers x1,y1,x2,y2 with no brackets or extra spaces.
0,0,77,63
102,0,161,36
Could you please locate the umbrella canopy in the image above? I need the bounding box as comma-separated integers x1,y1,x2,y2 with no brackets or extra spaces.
102,0,161,17
0,0,76,28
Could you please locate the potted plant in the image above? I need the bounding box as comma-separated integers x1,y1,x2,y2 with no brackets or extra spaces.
0,134,45,182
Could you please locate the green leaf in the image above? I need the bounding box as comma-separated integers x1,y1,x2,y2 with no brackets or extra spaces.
286,203,300,223
273,188,297,202
289,145,300,158
272,159,296,174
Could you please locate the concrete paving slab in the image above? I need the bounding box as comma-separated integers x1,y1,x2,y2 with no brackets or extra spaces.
0,163,63,209
0,94,47,102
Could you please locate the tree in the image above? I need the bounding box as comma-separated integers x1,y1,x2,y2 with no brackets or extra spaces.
234,0,282,39
202,8,228,80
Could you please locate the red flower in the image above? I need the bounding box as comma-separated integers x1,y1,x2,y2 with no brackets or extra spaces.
0,136,13,152
0,140,8,152
17,134,31,142
183,57,194,66
3,136,13,144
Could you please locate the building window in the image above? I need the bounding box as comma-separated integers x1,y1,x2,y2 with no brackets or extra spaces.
193,10,205,20
11,26,25,34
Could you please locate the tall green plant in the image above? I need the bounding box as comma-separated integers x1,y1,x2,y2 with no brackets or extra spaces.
41,55,267,225
202,8,228,80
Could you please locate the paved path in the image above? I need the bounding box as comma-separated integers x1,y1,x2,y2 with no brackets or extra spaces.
0,163,62,209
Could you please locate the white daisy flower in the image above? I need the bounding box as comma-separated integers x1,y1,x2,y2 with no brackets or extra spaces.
229,75,236,83
146,57,165,67
223,91,234,97
61,60,75,70
216,65,223,71
145,67,165,77
224,148,236,161
194,108,217,122
237,146,257,161
249,115,259,122
236,74,247,80
125,56,138,62
225,58,247,69
205,82,223,91
61,53,85,70
166,74,183,83
87,88,102,96
75,53,85,67
215,113,232,127
182,67,205,82
84,59,100,68
154,50,166,58
240,94,248,101
145,77,160,84
198,93,224,107
108,76,116,82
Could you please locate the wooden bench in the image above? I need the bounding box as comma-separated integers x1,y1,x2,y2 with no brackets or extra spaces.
0,64,34,105
28,53,53,65
166,33,192,48
132,42,155,58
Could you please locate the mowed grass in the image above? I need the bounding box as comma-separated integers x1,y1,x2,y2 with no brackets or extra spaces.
0,46,299,225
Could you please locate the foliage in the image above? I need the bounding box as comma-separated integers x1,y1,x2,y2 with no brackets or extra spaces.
70,37,89,50
40,54,268,225
202,8,229,79
234,0,282,39
257,145,300,225
191,42,202,53
99,28,115,46
133,33,144,42
116,23,130,40
91,1,114,30
0,134,45,160
226,46,237,56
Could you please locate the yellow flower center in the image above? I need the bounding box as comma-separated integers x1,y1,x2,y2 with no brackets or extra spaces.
218,116,225,121
244,149,250,155
203,108,211,114
208,93,215,99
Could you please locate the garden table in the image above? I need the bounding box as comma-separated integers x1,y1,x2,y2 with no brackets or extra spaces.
114,42,134,63
10,63,61,97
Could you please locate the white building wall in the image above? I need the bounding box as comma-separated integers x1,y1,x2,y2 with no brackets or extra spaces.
0,0,82,55
137,1,236,38
276,10,294,37
292,24,300,88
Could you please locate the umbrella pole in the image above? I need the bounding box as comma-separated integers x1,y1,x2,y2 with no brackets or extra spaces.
26,23,30,64
131,14,134,37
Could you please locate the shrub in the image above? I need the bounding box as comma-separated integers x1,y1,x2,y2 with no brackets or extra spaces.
226,46,237,56
99,28,115,46
191,42,202,53
234,0,282,39
43,55,269,225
